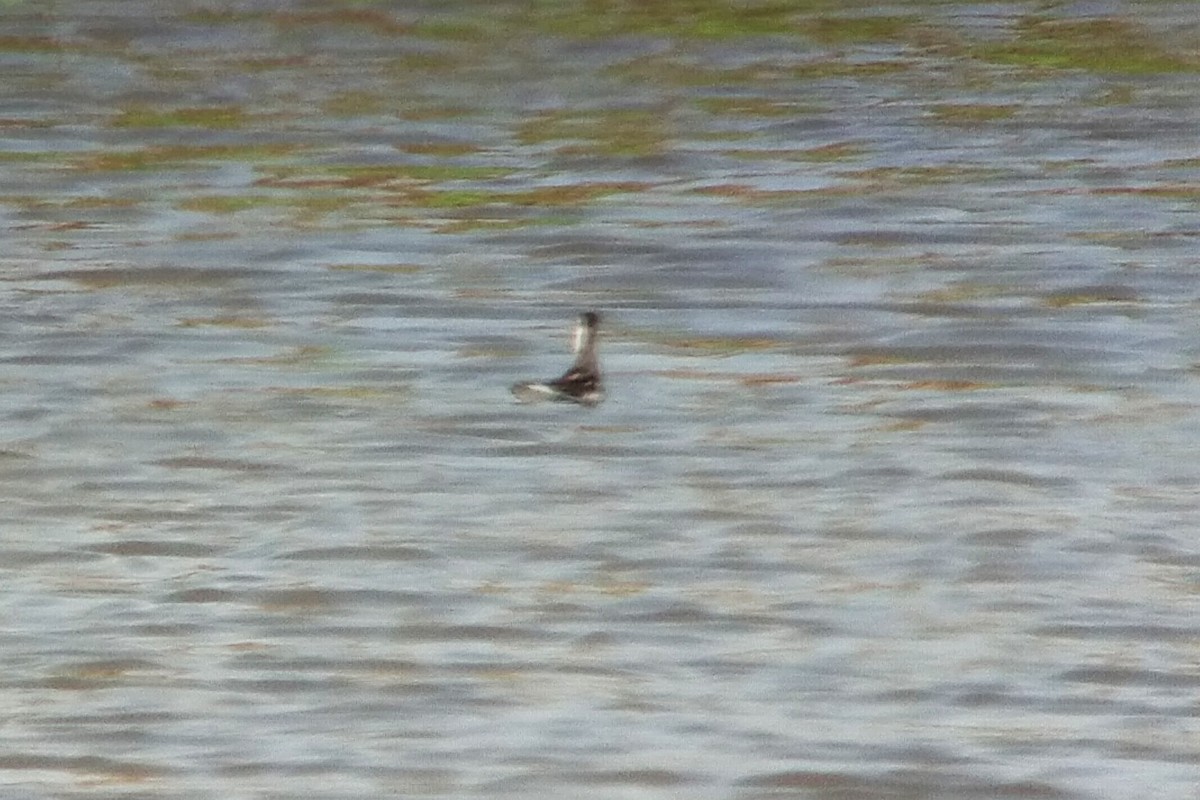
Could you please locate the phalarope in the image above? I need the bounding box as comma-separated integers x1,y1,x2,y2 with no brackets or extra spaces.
511,312,603,406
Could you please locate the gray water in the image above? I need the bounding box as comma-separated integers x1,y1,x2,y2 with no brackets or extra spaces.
2,2,1200,798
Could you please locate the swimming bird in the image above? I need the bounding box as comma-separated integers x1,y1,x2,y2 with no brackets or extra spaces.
511,311,603,406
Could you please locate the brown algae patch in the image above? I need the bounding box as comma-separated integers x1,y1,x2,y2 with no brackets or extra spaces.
880,419,928,432
49,266,248,290
654,369,799,384
650,336,782,356
255,588,335,612
795,141,869,162
739,373,804,387
328,263,423,275
457,344,523,359
177,316,271,329
9,195,139,212
898,380,992,391
155,456,280,473
846,352,923,368
220,345,333,367
789,59,914,80
720,141,867,163
0,35,72,53
913,283,1011,303
147,398,190,411
576,425,645,434
838,164,1007,187
265,386,400,402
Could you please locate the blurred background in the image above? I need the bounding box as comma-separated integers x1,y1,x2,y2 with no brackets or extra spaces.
1,1,1199,797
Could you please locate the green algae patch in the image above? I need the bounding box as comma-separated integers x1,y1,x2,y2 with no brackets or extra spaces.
435,216,570,234
526,0,813,39
419,181,648,210
412,18,495,42
268,7,410,35
790,59,914,80
695,97,807,117
503,182,651,206
974,16,1199,74
689,184,820,204
256,164,515,190
177,195,297,214
400,105,476,122
930,104,1018,125
73,143,302,172
190,6,411,36
799,15,918,45
414,0,938,43
1163,157,1200,170
517,109,670,157
323,91,389,117
420,190,497,209
839,164,1006,187
112,105,251,130
607,57,793,88
1089,184,1200,201
0,35,75,54
914,283,1009,304
0,150,62,163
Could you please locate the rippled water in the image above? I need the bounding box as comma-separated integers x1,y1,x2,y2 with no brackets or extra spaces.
2,2,1200,798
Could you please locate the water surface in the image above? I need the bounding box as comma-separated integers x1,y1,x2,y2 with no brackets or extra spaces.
2,2,1199,798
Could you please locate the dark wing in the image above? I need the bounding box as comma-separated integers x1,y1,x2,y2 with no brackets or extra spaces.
549,367,601,400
